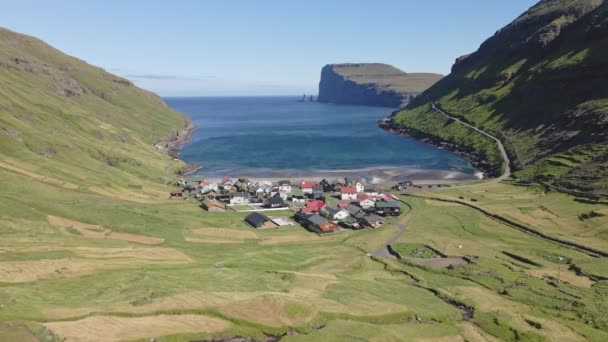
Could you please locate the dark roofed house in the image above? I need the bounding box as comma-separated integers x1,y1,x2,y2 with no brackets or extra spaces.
345,204,362,216
265,194,285,208
245,212,275,229
374,200,401,216
305,214,338,233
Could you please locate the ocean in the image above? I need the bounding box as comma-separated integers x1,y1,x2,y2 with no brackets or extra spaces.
165,96,479,181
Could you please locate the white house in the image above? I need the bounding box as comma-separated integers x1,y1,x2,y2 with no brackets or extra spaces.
356,194,376,209
229,192,250,205
340,187,358,201
321,206,350,221
278,180,292,194
355,181,365,193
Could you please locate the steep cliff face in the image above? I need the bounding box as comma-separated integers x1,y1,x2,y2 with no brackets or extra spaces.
389,0,608,196
317,63,442,107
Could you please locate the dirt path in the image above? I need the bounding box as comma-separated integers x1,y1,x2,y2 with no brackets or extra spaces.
368,222,407,258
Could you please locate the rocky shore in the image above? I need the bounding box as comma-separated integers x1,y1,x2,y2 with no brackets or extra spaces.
155,119,202,176
378,118,501,178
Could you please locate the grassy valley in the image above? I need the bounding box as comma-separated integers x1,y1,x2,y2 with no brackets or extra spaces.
0,4,607,341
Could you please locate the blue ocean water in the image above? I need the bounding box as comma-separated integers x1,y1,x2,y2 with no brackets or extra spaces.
165,96,477,177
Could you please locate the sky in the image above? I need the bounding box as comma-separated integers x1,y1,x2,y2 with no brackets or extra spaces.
1,0,538,96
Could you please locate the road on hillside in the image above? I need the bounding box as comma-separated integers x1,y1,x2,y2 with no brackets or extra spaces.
368,222,407,258
430,102,511,183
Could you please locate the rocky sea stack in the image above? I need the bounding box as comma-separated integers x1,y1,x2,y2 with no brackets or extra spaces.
317,63,442,108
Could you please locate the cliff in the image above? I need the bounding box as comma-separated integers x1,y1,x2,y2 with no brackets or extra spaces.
317,63,442,107
388,0,608,196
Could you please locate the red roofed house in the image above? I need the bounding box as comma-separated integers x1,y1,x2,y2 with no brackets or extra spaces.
301,200,325,214
380,192,397,201
340,187,358,201
300,181,318,194
338,202,350,209
221,177,231,184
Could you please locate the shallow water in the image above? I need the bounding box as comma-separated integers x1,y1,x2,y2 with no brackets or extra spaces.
165,96,478,179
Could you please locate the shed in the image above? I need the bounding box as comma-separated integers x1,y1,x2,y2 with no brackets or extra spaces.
244,212,275,229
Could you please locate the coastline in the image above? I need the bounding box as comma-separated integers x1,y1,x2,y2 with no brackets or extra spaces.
378,117,499,178
186,166,481,186
155,118,202,176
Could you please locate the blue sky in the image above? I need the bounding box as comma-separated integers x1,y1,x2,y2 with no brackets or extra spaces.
1,0,538,96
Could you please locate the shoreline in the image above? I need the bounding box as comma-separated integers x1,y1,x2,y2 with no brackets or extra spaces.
185,166,481,186
378,117,499,178
155,118,202,176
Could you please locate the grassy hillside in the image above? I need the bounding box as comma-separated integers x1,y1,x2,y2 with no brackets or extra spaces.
0,27,187,190
391,0,608,196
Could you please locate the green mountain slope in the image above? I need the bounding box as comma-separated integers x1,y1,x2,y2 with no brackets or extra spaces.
390,0,608,196
0,28,187,189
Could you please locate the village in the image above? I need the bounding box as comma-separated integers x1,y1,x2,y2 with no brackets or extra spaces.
170,177,414,234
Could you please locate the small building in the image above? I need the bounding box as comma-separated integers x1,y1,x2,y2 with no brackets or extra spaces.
361,214,385,228
301,181,318,194
265,194,285,208
201,199,227,212
354,181,365,193
290,195,306,204
278,180,292,193
321,206,350,221
170,190,183,197
230,192,250,205
312,184,325,196
340,187,358,201
302,200,325,213
244,212,275,229
294,212,313,223
364,188,379,197
374,200,401,216
340,216,361,229
306,214,339,233
394,180,413,191
356,194,375,209
319,179,333,192
345,204,363,216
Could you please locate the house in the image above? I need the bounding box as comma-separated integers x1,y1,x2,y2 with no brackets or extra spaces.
301,181,318,194
361,214,385,228
305,214,338,233
265,194,285,208
374,200,401,216
278,180,292,194
345,204,363,216
354,181,365,193
294,212,313,223
364,188,379,197
221,176,231,184
379,192,398,202
230,192,250,205
303,200,325,213
290,195,306,204
244,212,275,229
321,206,350,221
394,180,413,190
340,187,358,201
312,184,325,196
319,179,334,192
338,202,350,209
340,216,361,229
201,199,227,212
170,190,183,197
356,194,376,209
271,217,295,227
256,183,273,194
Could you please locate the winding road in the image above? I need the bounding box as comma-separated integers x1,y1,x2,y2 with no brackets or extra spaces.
430,102,511,182
368,221,407,258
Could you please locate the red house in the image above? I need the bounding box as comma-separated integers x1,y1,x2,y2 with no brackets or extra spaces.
301,181,318,194
301,200,325,214
340,187,358,201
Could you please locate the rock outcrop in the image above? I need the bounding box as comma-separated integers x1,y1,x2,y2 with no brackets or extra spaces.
317,63,442,108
